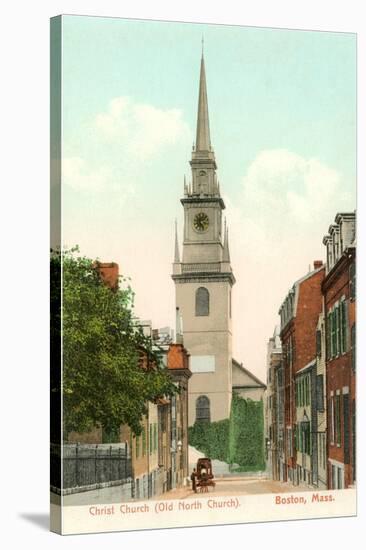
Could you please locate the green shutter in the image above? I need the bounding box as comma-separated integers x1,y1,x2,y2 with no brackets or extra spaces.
295,381,298,406
335,305,340,355
341,300,347,353
327,313,331,360
331,310,336,357
351,324,356,371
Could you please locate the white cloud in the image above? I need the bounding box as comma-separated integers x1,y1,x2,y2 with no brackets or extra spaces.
94,96,190,160
62,156,114,192
225,149,355,381
240,148,352,231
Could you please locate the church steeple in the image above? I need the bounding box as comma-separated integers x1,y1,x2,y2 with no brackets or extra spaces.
195,53,211,153
190,49,218,196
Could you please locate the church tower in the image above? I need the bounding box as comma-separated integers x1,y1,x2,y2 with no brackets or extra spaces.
172,51,235,426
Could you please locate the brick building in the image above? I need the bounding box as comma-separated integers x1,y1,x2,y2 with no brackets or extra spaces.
265,327,284,481
279,261,325,485
166,340,192,488
322,212,356,489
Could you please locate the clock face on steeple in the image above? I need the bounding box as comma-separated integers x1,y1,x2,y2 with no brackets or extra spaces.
193,212,209,232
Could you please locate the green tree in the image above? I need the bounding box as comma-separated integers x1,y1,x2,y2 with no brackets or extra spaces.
50,247,176,440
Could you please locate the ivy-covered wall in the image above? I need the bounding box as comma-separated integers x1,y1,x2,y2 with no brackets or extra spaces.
188,419,229,463
228,394,265,471
188,394,265,472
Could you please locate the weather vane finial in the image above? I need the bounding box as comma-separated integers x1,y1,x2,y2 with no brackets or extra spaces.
201,35,204,57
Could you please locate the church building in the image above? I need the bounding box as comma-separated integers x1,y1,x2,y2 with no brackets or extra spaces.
172,51,265,426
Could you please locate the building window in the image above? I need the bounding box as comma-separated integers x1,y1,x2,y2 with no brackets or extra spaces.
287,427,293,457
330,397,335,445
351,324,356,371
331,309,337,357
335,304,340,355
196,395,210,423
335,394,341,447
340,299,348,354
302,422,311,455
136,434,140,458
195,287,209,316
343,393,350,464
316,375,324,411
326,312,331,360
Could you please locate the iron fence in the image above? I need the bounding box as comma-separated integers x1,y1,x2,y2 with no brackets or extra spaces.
51,443,132,491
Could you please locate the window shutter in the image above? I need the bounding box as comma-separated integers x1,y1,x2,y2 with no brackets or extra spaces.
326,313,331,360
331,309,336,357
343,394,350,464
335,305,340,355
316,375,324,411
351,324,356,371
341,300,347,353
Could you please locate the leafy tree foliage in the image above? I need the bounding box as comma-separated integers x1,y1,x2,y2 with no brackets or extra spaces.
188,395,265,472
50,247,176,440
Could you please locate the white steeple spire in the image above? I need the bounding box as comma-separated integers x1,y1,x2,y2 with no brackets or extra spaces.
195,51,211,152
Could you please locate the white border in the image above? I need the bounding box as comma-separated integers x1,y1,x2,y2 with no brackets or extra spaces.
1,1,365,549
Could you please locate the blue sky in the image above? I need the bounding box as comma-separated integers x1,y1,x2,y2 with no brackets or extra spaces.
59,15,356,379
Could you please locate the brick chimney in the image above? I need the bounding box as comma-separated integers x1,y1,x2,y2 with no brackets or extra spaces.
313,260,323,270
94,261,119,290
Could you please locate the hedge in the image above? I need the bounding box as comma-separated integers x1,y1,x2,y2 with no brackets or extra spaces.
188,394,265,472
188,419,229,462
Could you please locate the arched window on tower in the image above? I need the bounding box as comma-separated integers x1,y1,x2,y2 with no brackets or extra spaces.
195,287,209,316
196,395,211,423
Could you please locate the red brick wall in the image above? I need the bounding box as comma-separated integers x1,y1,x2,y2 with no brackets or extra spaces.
167,344,189,371
281,267,325,475
94,261,119,290
323,252,355,488
293,267,325,375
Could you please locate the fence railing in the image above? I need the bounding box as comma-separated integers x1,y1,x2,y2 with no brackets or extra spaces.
51,443,132,491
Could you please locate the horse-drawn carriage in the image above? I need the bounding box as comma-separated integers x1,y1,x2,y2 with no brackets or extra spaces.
196,458,216,492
